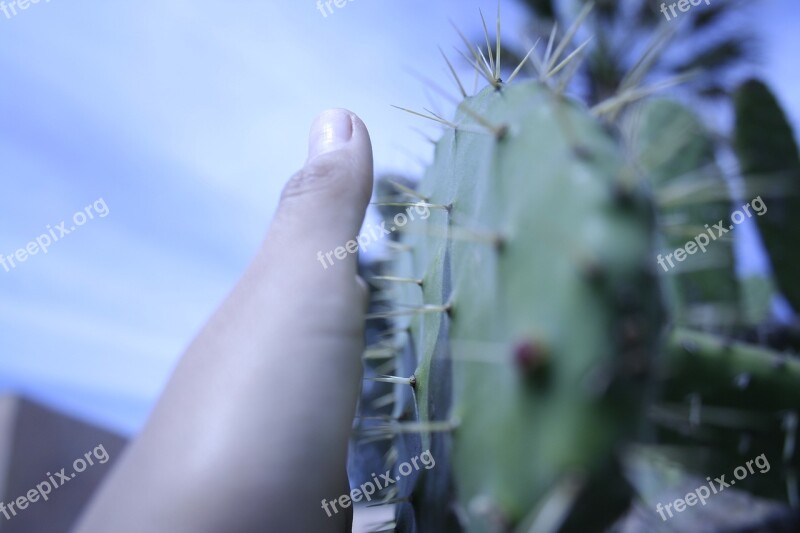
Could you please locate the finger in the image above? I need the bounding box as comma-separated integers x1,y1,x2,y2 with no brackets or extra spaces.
260,108,373,282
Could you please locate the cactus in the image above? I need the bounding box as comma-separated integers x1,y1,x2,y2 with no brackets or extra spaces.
625,99,740,331
367,77,663,531
354,7,800,532
733,79,800,315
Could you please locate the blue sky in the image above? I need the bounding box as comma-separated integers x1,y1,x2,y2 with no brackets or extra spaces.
0,0,798,435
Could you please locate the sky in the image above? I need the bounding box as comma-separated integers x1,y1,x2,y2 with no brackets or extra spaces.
0,0,798,436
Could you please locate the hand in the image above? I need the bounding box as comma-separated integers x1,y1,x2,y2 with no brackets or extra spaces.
74,109,374,533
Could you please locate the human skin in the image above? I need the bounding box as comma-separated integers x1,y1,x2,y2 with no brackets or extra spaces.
73,109,373,533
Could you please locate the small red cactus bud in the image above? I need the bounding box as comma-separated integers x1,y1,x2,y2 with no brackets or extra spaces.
513,340,550,387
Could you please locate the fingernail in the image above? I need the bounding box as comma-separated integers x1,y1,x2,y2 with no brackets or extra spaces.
308,109,353,159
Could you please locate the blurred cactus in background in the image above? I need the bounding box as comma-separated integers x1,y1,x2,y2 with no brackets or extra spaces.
510,0,752,103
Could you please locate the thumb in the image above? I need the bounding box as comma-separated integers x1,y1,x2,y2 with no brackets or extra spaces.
262,108,373,280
